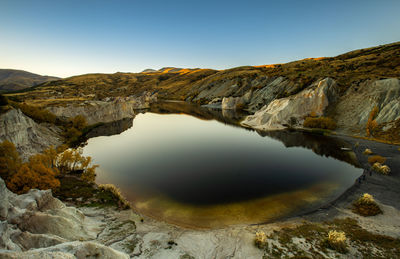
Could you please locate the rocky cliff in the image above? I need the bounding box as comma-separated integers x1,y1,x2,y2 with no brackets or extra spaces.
0,109,62,160
47,94,156,125
241,78,338,130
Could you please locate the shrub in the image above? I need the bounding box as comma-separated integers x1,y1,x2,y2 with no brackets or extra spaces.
7,161,60,194
254,231,267,248
64,127,82,143
325,230,348,253
98,184,131,209
71,115,87,131
366,106,379,137
363,148,373,155
372,162,391,175
353,193,382,216
368,155,386,165
5,148,61,194
56,148,98,182
0,140,21,181
303,116,337,130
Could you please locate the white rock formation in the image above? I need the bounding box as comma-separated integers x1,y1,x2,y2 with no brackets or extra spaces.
48,93,157,125
0,178,129,258
335,78,400,133
0,109,62,160
241,78,338,130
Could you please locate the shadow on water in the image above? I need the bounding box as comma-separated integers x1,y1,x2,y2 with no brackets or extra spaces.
83,101,362,228
149,101,360,168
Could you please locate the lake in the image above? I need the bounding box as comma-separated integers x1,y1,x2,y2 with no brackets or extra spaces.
83,102,362,228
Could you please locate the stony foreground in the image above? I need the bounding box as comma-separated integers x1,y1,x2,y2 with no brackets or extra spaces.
1,164,400,259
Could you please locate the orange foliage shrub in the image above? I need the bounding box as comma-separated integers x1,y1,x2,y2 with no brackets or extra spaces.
0,140,21,181
71,115,87,131
366,106,379,137
2,144,61,194
57,148,98,182
368,155,386,165
303,116,337,130
8,162,60,194
1,141,97,194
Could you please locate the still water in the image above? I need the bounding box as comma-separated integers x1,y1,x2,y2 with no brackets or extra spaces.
83,104,362,228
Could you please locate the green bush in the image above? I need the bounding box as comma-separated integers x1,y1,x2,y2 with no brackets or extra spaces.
303,116,337,130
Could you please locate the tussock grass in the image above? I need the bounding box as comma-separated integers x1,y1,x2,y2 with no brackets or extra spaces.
372,162,391,175
323,230,348,253
353,193,382,216
363,148,373,155
368,155,386,165
98,184,131,209
254,231,267,248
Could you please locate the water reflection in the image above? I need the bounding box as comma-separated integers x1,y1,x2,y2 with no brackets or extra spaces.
83,102,362,228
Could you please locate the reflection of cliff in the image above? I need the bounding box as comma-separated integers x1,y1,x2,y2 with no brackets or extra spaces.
85,118,134,139
258,130,360,167
150,101,247,127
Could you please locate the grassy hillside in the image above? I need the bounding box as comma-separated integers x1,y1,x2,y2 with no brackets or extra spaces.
0,69,59,92
6,42,400,104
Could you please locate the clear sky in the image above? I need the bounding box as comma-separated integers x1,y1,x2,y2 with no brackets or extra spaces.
1,0,399,78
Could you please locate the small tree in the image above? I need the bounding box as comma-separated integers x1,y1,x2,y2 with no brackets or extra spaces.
366,106,379,137
71,115,87,131
0,140,21,181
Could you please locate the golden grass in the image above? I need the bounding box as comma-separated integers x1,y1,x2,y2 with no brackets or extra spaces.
353,193,382,216
368,155,386,165
363,148,373,155
372,163,391,175
98,184,131,209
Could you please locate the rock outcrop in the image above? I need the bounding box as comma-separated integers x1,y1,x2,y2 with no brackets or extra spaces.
0,109,62,160
48,93,156,125
221,96,241,110
241,78,338,130
334,78,400,133
0,178,129,258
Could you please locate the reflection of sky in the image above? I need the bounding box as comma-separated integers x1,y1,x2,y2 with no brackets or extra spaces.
83,113,361,205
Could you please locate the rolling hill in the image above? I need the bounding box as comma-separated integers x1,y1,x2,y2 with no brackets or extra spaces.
0,69,59,92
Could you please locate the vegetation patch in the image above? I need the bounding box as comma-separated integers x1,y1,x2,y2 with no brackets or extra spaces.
255,218,400,258
321,230,348,253
303,116,337,130
98,184,131,209
372,162,391,175
363,148,373,155
368,155,386,165
353,193,382,217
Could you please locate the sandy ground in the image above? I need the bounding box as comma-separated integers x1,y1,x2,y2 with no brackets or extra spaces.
300,135,400,235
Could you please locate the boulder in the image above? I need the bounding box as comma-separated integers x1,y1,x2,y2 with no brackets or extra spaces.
222,97,241,110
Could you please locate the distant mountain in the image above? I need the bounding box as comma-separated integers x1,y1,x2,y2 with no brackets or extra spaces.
141,69,157,73
0,69,60,92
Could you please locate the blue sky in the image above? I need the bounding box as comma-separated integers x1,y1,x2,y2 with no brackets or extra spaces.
1,0,399,77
